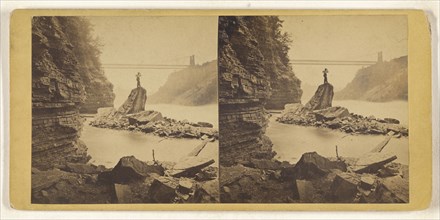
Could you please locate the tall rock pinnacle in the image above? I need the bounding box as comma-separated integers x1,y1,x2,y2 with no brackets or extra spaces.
304,83,334,110
117,86,147,115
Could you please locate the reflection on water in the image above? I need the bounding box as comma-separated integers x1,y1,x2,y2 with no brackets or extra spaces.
81,104,218,168
268,100,409,165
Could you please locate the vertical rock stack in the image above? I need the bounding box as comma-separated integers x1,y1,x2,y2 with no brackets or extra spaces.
117,87,147,115
219,16,284,166
32,17,114,170
304,83,334,110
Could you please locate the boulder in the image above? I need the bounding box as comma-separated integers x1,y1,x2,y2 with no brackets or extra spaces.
376,176,409,203
113,184,135,203
383,118,400,124
111,156,165,183
168,156,215,178
330,172,361,203
117,87,147,115
197,122,214,128
193,179,220,203
304,83,334,110
313,106,349,121
360,176,376,190
296,180,315,202
127,111,163,125
148,176,179,203
178,178,194,194
293,152,347,179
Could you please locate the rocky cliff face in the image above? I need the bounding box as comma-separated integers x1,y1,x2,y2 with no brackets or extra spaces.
219,16,298,166
60,17,115,113
335,56,408,102
32,17,112,170
149,61,217,106
253,17,302,109
304,83,334,110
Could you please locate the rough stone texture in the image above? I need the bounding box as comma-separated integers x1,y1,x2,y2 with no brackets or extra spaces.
32,17,92,170
293,152,347,179
111,156,165,183
127,110,163,126
313,106,350,121
335,56,408,102
219,16,284,166
305,83,334,110
117,87,147,115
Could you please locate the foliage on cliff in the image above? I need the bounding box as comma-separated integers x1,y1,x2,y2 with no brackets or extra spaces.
32,16,113,169
254,17,303,109
335,56,408,102
59,17,115,113
149,60,217,106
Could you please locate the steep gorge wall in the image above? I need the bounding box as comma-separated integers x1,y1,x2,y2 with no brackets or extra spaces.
149,60,218,106
254,17,302,109
219,16,294,166
32,17,112,170
335,56,408,102
61,18,115,113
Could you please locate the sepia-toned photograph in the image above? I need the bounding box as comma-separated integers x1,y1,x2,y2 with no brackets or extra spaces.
218,16,409,203
31,16,219,204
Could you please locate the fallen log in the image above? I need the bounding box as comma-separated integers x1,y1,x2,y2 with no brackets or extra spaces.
168,156,215,178
352,153,397,174
187,140,209,157
370,136,392,153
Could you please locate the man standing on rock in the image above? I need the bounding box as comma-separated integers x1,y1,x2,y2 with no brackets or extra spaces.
136,72,142,87
323,68,328,84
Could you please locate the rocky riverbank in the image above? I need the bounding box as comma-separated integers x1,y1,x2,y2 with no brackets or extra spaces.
32,141,219,204
221,150,408,203
89,107,218,140
276,82,408,137
89,82,218,140
277,103,408,137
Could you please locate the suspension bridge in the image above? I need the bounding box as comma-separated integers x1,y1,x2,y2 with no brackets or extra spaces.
101,53,381,70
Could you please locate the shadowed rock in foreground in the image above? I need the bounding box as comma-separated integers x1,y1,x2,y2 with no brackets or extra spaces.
32,145,219,203
220,151,408,203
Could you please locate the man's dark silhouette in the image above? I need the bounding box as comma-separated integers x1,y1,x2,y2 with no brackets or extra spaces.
136,72,141,87
323,68,328,84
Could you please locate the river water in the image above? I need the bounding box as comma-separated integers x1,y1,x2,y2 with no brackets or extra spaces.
267,100,409,165
81,104,218,168
82,101,408,168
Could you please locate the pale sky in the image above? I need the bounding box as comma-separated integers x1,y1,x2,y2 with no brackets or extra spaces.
281,15,407,90
88,16,218,107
